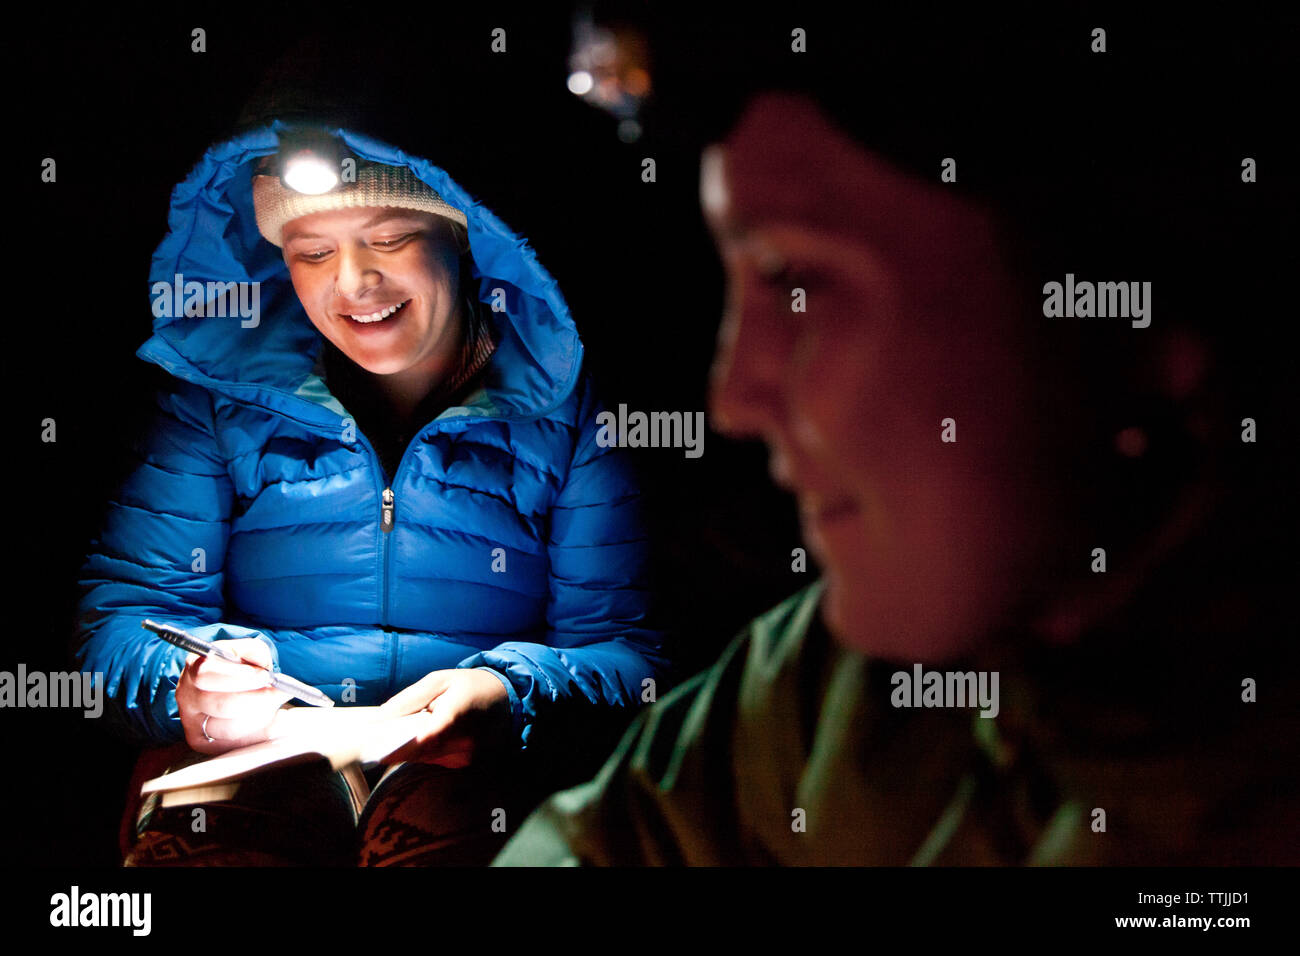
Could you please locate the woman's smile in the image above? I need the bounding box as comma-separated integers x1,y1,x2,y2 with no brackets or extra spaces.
340,297,412,324
337,297,416,338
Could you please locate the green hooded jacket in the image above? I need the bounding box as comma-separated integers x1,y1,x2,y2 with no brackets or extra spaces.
494,582,1290,866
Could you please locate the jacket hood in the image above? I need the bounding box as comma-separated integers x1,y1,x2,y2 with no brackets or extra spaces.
139,121,582,432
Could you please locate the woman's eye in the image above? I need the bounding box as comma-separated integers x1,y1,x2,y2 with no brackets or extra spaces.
762,262,822,293
299,250,332,262
373,233,414,248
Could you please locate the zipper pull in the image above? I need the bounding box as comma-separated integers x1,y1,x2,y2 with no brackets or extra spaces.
381,487,395,532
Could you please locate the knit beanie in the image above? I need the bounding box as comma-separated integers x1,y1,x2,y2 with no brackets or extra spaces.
253,159,467,248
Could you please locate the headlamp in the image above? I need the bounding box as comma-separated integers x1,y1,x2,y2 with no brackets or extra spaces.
567,13,653,142
282,148,339,194
259,131,355,195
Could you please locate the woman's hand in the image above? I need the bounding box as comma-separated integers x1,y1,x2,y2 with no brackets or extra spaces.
176,638,292,754
377,669,512,767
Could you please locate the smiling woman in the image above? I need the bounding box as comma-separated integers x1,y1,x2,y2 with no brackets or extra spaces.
74,124,668,866
288,211,464,411
255,164,498,487
257,161,477,417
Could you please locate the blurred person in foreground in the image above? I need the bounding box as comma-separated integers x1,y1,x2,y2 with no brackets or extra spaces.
493,86,1298,865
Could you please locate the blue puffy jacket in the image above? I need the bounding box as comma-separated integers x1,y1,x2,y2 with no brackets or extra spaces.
74,122,665,753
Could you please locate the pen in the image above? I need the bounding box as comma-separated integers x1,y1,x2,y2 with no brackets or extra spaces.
140,619,335,708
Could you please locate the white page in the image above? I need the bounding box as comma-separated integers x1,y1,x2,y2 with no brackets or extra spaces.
141,707,439,795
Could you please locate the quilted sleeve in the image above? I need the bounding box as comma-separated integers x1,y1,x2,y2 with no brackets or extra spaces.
72,380,282,745
456,369,668,762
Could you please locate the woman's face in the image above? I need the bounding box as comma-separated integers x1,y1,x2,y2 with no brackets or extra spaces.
703,94,1052,664
282,207,462,376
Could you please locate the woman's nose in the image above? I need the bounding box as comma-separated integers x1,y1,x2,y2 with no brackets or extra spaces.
708,277,796,440
333,245,381,299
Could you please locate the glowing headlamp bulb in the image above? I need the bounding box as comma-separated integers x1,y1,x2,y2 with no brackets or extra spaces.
282,150,339,195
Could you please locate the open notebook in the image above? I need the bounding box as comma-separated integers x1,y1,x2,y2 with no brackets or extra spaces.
140,706,437,807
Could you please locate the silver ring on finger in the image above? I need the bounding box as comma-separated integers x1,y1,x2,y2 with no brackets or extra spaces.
202,713,215,742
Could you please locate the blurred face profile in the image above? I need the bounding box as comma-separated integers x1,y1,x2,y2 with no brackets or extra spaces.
703,93,1049,663
282,207,463,378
